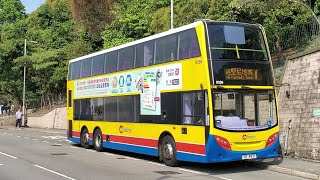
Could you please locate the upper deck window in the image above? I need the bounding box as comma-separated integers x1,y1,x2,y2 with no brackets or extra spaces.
155,34,177,64
92,54,105,76
178,29,201,60
208,23,268,61
80,58,92,78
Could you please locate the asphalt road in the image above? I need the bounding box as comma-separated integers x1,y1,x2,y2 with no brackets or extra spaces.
0,126,307,180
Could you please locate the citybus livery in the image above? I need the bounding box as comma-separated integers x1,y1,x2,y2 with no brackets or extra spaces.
67,20,279,166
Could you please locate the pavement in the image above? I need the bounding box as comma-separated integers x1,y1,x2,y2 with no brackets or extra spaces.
247,156,320,180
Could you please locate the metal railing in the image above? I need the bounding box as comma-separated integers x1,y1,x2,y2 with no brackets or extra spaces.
269,18,320,54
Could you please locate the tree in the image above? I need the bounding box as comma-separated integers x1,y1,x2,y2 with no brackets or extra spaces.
101,0,170,48
0,0,25,27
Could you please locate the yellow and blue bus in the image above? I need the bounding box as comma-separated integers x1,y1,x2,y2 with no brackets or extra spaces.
67,20,279,166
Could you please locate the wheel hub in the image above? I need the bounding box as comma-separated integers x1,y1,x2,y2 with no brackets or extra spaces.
83,132,89,145
95,134,101,148
163,143,173,159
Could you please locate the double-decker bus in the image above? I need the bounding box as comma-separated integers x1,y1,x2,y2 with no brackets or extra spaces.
67,20,279,166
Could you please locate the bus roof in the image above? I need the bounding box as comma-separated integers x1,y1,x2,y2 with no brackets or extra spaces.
69,21,203,63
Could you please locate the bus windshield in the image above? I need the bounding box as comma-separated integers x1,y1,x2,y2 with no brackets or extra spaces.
213,90,277,131
207,22,268,61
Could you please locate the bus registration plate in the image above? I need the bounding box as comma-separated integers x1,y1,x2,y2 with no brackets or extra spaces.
242,154,257,160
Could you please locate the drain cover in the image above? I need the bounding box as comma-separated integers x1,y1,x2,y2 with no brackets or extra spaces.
154,171,181,175
51,153,68,156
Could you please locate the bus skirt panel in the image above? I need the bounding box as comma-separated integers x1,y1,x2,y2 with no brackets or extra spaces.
205,135,279,163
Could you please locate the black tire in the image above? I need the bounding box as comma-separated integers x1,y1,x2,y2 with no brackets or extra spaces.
93,128,104,152
161,135,180,167
80,128,90,149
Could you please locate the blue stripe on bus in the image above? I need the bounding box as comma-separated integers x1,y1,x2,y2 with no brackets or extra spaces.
102,141,158,156
68,137,80,144
177,152,207,163
205,135,279,163
68,137,93,145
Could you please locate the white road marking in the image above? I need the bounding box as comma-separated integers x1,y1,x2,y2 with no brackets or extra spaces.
42,141,49,143
17,136,21,138
0,164,3,166
70,146,80,149
179,168,208,175
41,135,66,140
125,157,140,161
85,149,95,152
179,168,232,180
147,162,165,167
54,144,62,146
7,134,12,136
216,177,232,180
34,165,76,180
33,139,39,141
0,152,18,159
43,131,64,134
59,140,63,141
103,152,116,157
24,137,30,139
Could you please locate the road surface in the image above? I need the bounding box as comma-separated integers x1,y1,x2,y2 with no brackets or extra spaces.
0,126,307,180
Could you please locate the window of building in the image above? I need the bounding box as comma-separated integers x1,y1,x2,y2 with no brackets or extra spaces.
178,29,201,60
105,51,118,73
92,55,105,76
155,35,177,64
118,47,134,71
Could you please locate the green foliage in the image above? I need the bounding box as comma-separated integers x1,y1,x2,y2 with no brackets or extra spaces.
102,0,170,48
26,1,73,49
0,0,25,27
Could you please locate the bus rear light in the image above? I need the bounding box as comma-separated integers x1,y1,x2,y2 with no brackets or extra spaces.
214,135,231,150
266,132,278,147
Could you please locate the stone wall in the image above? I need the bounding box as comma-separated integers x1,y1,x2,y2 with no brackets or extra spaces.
27,107,67,129
278,48,320,160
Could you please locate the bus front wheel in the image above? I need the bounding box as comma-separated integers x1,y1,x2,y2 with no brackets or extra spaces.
93,128,103,152
81,128,90,149
161,136,179,167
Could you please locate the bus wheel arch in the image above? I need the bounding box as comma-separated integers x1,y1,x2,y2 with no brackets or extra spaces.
158,132,180,166
80,126,90,149
93,127,104,152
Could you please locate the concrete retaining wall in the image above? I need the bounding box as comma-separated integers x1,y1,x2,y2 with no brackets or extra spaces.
28,107,67,130
278,47,320,160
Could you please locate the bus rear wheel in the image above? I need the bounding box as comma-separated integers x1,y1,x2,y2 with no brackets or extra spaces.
161,136,180,167
93,128,103,152
81,128,90,149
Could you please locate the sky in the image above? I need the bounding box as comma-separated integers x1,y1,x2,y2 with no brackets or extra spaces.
21,0,45,14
